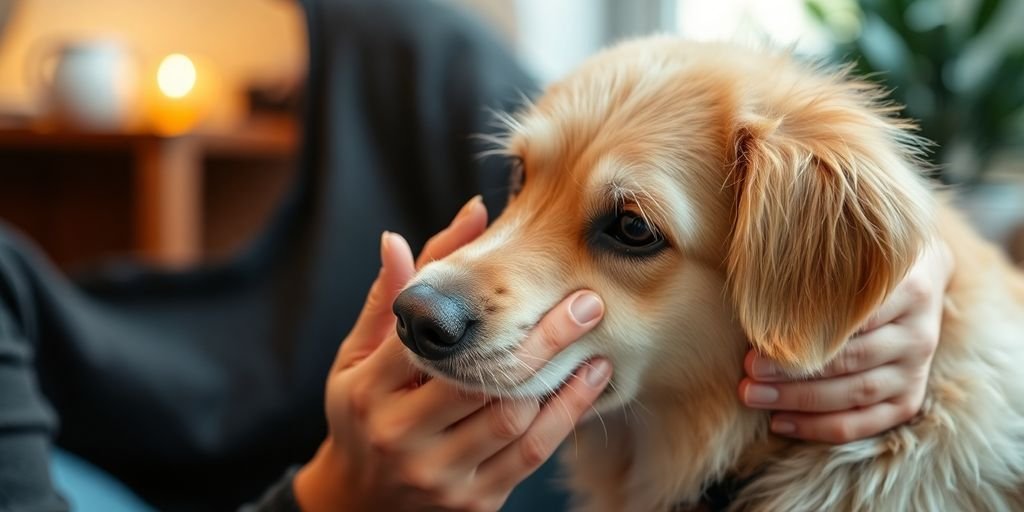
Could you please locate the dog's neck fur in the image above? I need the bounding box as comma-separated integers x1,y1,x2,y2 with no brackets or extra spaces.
566,358,771,511
564,265,776,510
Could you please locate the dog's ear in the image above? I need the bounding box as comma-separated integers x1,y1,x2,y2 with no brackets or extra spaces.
727,99,933,371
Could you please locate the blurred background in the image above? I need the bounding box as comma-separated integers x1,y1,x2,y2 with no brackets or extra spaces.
0,0,1022,273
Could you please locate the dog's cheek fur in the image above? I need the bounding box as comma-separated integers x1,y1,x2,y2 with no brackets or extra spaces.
727,95,934,373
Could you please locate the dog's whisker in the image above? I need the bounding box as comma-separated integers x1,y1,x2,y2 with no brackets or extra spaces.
554,375,609,450
513,89,536,112
493,365,515,400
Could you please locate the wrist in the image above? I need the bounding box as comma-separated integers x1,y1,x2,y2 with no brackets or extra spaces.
294,439,350,512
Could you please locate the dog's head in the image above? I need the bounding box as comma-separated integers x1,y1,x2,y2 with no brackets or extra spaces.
394,38,933,411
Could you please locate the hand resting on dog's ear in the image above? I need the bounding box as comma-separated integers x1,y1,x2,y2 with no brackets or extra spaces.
740,238,953,443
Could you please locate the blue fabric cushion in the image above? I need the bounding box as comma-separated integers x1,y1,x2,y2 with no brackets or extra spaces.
51,450,154,512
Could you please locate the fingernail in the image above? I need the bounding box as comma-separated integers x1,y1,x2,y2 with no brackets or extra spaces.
584,358,612,387
745,384,779,405
569,293,603,326
752,357,781,379
771,419,795,434
454,195,483,224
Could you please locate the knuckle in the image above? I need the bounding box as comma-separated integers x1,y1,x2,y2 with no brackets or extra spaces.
842,341,866,372
518,432,551,469
347,382,374,418
794,387,819,411
902,275,931,304
908,329,939,361
537,319,566,353
896,399,921,422
367,428,398,455
828,354,850,376
398,462,439,492
489,403,534,440
560,383,598,413
852,375,880,406
825,422,857,444
367,415,407,454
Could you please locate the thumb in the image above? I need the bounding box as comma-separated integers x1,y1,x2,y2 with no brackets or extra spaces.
338,231,416,365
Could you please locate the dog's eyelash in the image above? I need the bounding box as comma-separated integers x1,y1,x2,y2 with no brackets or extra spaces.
585,205,669,259
607,203,662,239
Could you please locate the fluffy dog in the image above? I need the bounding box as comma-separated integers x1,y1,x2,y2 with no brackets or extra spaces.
393,38,1024,511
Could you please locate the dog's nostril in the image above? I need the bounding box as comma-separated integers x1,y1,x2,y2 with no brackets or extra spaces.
392,284,473,360
422,327,444,347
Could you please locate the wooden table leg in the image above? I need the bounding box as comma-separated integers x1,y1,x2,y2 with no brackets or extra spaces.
134,137,202,268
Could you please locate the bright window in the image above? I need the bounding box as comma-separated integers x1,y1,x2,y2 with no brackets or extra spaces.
674,0,843,55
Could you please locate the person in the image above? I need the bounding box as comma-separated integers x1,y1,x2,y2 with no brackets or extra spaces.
0,0,953,511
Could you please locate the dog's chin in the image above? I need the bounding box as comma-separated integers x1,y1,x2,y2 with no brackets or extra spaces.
407,348,627,415
409,352,582,398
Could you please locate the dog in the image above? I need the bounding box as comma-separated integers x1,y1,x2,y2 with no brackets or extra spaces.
392,37,1024,511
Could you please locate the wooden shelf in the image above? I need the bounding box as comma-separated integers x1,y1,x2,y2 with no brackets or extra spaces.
0,116,298,268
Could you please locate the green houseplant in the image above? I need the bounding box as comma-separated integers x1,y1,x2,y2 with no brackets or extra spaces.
807,0,1024,185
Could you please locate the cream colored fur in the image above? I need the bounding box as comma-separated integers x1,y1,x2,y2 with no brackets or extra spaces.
404,38,1024,511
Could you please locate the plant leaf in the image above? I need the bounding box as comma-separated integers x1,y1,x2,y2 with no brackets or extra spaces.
972,0,1001,36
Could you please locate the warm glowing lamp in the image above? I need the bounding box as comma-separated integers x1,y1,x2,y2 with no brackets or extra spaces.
147,53,205,135
157,54,196,99
145,53,243,136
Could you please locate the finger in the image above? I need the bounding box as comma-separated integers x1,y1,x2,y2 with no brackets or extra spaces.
363,379,491,456
859,281,917,333
374,377,490,442
746,326,906,381
859,251,938,333
429,397,541,473
505,291,604,382
475,359,611,492
768,400,919,443
357,333,424,392
337,232,417,368
819,327,910,378
416,195,488,268
739,365,908,412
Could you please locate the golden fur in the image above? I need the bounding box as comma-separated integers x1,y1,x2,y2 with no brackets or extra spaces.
404,38,1024,511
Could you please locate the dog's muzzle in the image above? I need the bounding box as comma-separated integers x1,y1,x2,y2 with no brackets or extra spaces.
393,284,474,360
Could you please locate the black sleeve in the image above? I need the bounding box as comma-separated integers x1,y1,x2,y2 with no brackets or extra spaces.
238,468,301,512
0,234,68,512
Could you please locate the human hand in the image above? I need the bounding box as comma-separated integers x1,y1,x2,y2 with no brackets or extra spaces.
738,239,954,443
295,196,612,512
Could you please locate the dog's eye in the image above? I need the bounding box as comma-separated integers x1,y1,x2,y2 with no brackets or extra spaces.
509,156,526,197
595,210,667,256
614,214,656,245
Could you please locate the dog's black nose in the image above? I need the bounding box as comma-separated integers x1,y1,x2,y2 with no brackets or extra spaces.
393,284,473,360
